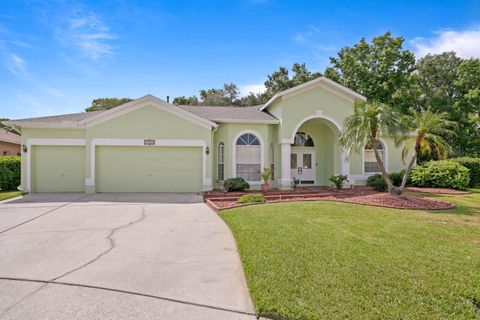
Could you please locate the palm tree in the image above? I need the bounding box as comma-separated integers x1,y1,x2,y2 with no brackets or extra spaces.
398,109,455,192
340,101,408,194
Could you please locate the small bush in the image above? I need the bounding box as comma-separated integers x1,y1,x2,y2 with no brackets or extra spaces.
389,171,404,187
410,160,470,190
329,175,348,190
224,177,250,192
366,174,388,192
0,156,21,191
452,157,480,187
237,193,266,204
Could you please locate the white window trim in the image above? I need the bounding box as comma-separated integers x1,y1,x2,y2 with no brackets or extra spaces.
88,138,211,189
361,138,388,177
232,130,264,185
26,138,86,192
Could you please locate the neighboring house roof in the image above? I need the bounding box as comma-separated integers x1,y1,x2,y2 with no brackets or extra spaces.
260,76,367,111
0,130,21,144
179,105,278,123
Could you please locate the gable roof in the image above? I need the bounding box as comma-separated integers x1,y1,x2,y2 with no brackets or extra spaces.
179,105,278,123
260,76,366,111
0,130,21,144
78,95,218,129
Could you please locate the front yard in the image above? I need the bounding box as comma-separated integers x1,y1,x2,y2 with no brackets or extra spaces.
220,190,480,319
0,191,22,201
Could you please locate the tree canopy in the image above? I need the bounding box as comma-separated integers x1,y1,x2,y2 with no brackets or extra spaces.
85,98,133,112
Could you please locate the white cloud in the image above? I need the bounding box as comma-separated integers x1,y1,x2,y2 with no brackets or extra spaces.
6,53,27,76
239,83,266,96
411,26,480,59
56,11,116,61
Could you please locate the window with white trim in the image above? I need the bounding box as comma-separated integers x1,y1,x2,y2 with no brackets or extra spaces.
364,141,384,173
270,143,274,180
236,133,261,181
217,142,224,181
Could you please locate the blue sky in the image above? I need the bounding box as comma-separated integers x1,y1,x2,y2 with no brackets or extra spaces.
1,0,479,119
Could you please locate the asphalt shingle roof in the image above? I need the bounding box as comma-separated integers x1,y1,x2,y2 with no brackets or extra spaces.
10,111,103,123
179,105,278,122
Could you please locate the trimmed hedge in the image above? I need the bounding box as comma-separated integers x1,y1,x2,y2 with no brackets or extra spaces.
224,177,250,192
452,157,480,187
366,171,407,192
0,156,21,191
410,160,470,190
237,193,266,204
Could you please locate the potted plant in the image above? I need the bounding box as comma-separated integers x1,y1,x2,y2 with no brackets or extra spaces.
260,168,272,192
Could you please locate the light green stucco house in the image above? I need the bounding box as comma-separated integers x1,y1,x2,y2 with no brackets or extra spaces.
6,77,407,193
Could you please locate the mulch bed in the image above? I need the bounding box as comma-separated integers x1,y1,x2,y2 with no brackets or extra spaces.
405,187,470,195
205,186,455,211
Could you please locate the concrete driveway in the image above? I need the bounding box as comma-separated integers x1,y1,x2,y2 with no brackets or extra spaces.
0,193,255,320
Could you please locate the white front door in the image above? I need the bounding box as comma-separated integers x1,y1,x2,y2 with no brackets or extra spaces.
291,149,316,185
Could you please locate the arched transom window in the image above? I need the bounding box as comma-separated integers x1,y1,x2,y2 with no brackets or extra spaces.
293,132,314,147
364,141,384,173
236,133,261,181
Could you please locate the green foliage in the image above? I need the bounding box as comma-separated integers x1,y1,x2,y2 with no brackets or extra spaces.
236,193,266,204
329,175,348,190
452,157,480,187
260,167,272,182
411,160,470,190
388,171,405,187
0,156,21,191
85,98,133,112
172,95,199,105
326,32,416,110
366,174,388,192
0,118,17,133
224,177,250,192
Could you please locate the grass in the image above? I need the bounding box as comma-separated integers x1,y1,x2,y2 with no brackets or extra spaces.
220,189,480,319
0,190,22,201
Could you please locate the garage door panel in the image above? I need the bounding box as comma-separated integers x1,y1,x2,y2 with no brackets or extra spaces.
96,146,202,192
33,146,86,192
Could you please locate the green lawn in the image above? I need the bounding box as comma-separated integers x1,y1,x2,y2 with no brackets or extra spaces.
220,190,480,319
0,191,22,201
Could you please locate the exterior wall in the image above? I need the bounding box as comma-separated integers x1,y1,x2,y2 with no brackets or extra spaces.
212,122,277,189
0,141,21,156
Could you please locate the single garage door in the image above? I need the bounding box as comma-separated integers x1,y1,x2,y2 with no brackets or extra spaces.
33,146,86,192
96,146,203,192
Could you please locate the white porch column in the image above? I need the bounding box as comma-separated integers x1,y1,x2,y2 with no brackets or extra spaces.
341,148,351,185
280,142,292,190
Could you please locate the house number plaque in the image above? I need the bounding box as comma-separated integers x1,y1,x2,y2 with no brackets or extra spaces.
144,139,155,146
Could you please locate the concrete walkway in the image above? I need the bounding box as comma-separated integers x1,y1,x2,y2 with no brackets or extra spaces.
0,193,255,320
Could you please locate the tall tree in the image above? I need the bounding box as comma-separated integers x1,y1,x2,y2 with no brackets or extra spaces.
263,63,321,100
85,98,133,112
172,95,199,105
325,32,416,112
340,101,407,194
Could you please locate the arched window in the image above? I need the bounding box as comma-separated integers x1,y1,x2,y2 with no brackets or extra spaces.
236,133,261,181
364,141,384,173
293,132,314,147
217,142,224,181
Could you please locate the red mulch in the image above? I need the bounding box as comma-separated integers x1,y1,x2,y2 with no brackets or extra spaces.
205,186,455,211
405,187,470,195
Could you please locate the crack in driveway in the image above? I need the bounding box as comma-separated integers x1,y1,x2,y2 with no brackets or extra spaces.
50,205,147,281
0,205,147,317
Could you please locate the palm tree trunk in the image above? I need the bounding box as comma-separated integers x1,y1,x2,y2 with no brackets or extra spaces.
371,139,396,194
398,152,417,194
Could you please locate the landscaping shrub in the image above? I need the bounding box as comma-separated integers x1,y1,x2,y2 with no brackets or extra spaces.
389,171,404,187
224,177,250,192
237,193,266,204
452,157,480,187
0,156,21,191
410,160,470,190
329,174,348,190
366,174,388,192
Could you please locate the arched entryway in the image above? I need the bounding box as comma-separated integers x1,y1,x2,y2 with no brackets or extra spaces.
279,115,349,189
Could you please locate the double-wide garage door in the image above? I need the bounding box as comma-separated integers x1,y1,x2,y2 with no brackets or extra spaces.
96,146,203,192
32,145,203,192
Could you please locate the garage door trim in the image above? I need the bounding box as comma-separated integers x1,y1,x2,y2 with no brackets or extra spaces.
88,138,210,188
26,138,86,192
